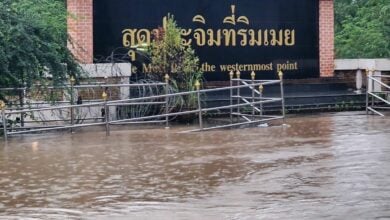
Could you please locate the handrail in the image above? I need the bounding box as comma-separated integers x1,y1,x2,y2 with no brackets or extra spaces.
181,117,284,133
112,98,280,124
370,75,390,78
368,92,390,105
1,75,286,139
0,83,167,91
5,82,275,115
369,76,390,90
367,73,390,116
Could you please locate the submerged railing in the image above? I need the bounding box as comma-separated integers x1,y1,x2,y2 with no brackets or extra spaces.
181,70,285,133
366,70,390,116
1,71,285,140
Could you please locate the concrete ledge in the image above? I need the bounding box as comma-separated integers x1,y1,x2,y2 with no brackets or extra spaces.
81,63,133,78
335,59,390,71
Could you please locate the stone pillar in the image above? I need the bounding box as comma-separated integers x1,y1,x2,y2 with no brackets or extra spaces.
356,69,363,92
374,71,382,92
67,0,94,64
367,71,382,93
319,0,335,77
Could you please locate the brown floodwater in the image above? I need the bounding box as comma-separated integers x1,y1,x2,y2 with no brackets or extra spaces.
0,112,390,219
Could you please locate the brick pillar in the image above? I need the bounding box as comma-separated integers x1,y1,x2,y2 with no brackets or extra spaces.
319,0,335,77
67,0,93,64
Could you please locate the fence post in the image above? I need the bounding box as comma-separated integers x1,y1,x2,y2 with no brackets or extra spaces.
229,71,234,124
164,74,170,129
236,71,241,122
278,71,286,123
20,84,26,127
251,71,256,121
259,84,264,116
370,69,375,107
195,80,203,130
366,69,370,115
102,91,110,136
104,76,111,99
70,76,75,133
1,100,7,142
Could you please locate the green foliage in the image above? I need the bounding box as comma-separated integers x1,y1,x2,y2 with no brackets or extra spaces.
335,0,390,58
0,0,81,89
149,15,203,83
148,15,203,108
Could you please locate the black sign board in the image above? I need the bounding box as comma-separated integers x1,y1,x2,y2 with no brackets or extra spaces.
93,0,319,80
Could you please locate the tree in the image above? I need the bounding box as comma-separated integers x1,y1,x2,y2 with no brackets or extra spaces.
335,0,390,58
147,15,203,108
0,0,81,90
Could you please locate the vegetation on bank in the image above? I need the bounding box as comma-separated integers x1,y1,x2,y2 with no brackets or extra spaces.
335,0,390,58
0,0,80,90
147,15,203,109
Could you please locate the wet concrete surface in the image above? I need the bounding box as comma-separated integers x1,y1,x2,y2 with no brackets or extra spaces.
0,112,389,219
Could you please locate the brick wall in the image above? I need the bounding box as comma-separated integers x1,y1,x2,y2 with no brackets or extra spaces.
67,0,93,64
319,0,335,77
67,0,335,77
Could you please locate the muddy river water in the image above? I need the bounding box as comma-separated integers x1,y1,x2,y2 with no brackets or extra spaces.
0,113,389,219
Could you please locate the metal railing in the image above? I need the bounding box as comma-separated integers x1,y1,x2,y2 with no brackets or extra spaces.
0,79,169,140
180,70,285,133
366,70,390,116
1,71,286,140
0,79,169,125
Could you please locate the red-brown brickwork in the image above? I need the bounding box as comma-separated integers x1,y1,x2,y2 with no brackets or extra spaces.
319,0,335,77
67,0,93,64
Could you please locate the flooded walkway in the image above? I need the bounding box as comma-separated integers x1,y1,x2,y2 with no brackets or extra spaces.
0,112,390,219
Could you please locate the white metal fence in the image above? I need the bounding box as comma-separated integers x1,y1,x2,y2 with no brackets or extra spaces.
366,70,390,116
1,71,286,140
